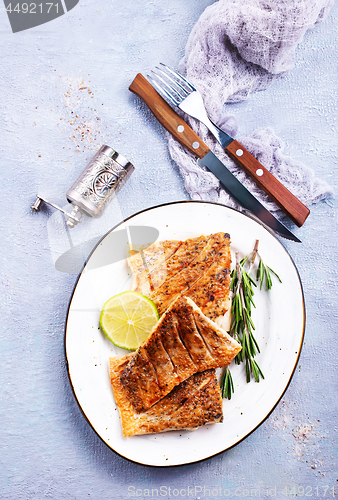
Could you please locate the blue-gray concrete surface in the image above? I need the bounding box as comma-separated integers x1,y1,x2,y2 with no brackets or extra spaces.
0,1,337,499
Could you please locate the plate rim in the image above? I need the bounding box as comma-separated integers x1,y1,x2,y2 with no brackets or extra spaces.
64,199,306,467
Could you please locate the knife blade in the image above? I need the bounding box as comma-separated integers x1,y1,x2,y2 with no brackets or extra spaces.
129,73,300,243
179,99,310,228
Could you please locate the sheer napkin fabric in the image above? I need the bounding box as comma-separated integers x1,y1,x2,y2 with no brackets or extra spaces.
168,0,334,214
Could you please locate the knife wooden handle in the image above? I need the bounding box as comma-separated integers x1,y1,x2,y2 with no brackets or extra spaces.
129,74,210,159
225,140,310,227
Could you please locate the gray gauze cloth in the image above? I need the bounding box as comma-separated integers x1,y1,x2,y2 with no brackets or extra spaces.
168,0,334,214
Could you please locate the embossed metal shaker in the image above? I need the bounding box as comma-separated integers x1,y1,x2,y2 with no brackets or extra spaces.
65,145,134,227
31,145,134,227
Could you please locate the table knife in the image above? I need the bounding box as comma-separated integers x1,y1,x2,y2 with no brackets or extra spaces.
129,73,301,243
182,104,310,228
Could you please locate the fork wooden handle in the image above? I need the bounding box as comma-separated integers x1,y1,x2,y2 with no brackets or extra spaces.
225,140,310,227
129,73,210,158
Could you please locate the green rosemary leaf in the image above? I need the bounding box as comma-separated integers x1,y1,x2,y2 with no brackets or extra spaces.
266,267,273,290
245,358,251,383
259,267,265,290
251,359,265,381
247,272,257,287
236,294,243,321
221,367,235,400
257,256,282,290
249,331,260,353
248,334,257,358
256,259,263,283
244,308,256,331
230,271,237,290
248,294,256,308
267,265,282,283
251,359,260,382
241,330,248,358
240,255,249,266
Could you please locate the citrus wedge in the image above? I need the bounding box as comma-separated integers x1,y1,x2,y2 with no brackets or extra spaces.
99,291,159,350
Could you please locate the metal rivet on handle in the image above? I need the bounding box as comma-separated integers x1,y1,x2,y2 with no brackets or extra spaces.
256,169,264,177
177,125,184,133
192,142,200,149
236,149,243,156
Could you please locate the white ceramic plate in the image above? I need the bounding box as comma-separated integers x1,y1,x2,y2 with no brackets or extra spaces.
65,201,305,466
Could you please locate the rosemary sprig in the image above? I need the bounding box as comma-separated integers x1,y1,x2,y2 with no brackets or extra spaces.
257,257,282,290
221,239,281,400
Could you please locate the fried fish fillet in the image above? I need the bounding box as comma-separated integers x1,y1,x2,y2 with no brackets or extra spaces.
186,260,231,323
110,354,223,437
128,239,182,280
120,296,241,413
153,233,230,316
128,233,232,325
131,235,208,297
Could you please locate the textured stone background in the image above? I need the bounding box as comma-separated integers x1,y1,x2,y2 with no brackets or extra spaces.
0,1,337,499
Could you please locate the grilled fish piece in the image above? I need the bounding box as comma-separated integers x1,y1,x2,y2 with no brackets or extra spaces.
120,296,241,412
143,234,208,291
110,354,223,437
132,235,208,296
128,239,182,277
153,233,230,316
128,239,182,296
186,260,231,323
128,232,232,325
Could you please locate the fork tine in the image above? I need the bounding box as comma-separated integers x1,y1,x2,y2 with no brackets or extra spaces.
149,70,187,106
147,74,181,107
153,66,191,99
155,67,192,100
159,63,196,92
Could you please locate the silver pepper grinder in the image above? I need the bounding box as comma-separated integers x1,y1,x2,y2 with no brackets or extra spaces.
31,145,134,227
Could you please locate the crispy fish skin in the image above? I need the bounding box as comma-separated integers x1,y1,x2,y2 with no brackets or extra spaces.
185,233,231,324
145,235,208,291
127,240,182,275
153,233,229,315
110,355,223,437
128,240,182,280
120,296,241,412
134,235,208,296
119,346,163,412
127,232,232,324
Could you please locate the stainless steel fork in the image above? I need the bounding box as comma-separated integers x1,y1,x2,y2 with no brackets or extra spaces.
148,63,310,228
149,63,233,148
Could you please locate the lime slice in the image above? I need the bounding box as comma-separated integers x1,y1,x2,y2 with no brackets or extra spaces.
99,291,159,350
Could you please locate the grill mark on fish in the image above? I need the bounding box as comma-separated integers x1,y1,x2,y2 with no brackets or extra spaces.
130,240,183,295
174,299,215,369
146,235,209,291
186,263,231,321
190,300,241,364
128,240,182,275
120,347,162,411
143,333,180,390
153,233,227,315
173,315,201,367
120,296,241,412
157,338,178,374
159,311,198,380
110,354,223,437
